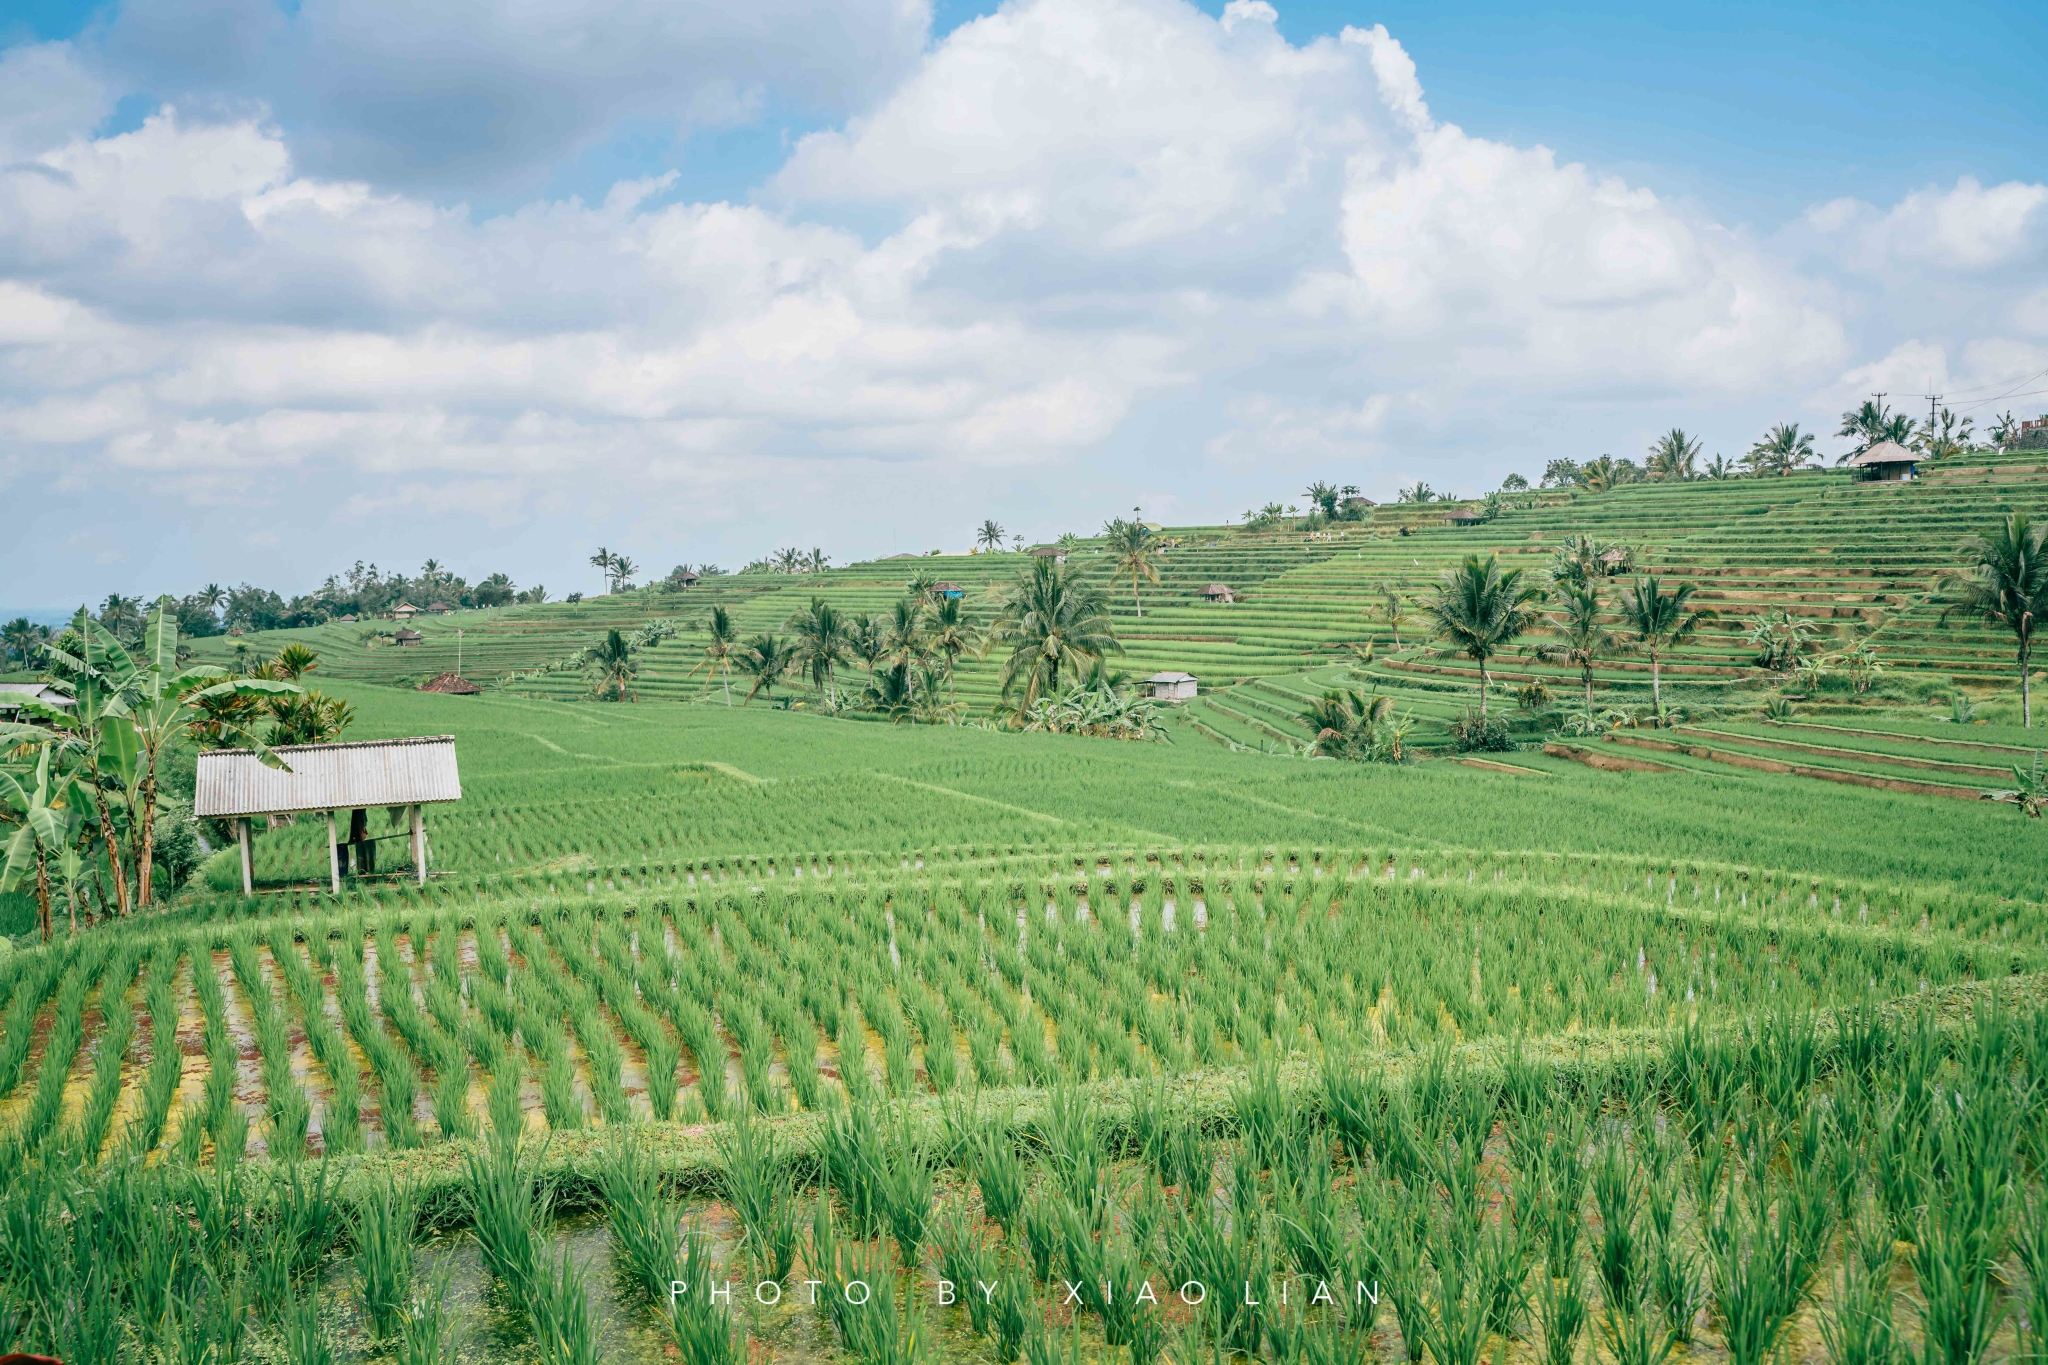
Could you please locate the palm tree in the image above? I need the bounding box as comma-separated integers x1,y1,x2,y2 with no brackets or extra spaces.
1304,481,1342,517
1703,455,1734,480
848,613,886,680
789,597,852,705
924,596,980,703
611,555,639,589
977,520,1007,552
1838,400,1915,458
1645,429,1701,481
773,547,803,575
1103,517,1160,618
2,618,47,668
1915,408,1975,462
738,634,798,704
584,628,639,701
885,596,928,671
804,548,830,575
1424,555,1546,720
1941,512,2046,727
987,557,1120,709
1619,577,1717,719
1531,583,1613,723
589,548,617,593
1744,423,1817,477
1381,590,1408,649
687,605,739,704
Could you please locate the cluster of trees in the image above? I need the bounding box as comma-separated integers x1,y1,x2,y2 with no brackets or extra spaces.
9,561,551,655
739,548,831,576
683,556,1138,731
1529,403,2031,496
1,603,314,939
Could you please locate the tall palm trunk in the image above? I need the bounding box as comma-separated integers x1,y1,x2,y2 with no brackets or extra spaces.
1649,650,1663,718
1582,663,1595,722
1478,657,1490,720
1132,575,1143,619
2021,635,2032,727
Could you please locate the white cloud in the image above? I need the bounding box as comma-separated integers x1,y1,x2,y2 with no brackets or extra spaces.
0,0,2043,597
1805,176,2048,273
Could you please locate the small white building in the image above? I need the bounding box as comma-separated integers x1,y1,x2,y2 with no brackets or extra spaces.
1145,671,1198,702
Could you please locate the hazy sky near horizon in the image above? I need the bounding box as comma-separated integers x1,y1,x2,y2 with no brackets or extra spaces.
3,0,2044,605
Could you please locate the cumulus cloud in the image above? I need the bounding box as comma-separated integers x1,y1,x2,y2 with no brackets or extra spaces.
1,0,2042,595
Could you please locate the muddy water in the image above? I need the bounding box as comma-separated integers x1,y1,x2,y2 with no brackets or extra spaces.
100,965,160,1156
162,951,212,1156
216,949,264,1158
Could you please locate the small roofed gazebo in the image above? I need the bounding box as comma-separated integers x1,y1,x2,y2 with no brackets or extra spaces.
1199,583,1236,603
1846,440,1919,482
196,735,461,895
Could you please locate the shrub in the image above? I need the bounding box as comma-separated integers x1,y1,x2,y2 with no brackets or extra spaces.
1449,710,1512,752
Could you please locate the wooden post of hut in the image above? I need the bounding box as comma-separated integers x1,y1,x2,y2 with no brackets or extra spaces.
195,736,462,896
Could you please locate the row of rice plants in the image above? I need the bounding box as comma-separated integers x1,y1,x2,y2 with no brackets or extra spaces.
19,990,2046,1363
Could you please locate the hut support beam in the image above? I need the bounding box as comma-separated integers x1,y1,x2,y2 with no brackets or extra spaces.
238,818,253,896
326,812,341,895
410,805,427,885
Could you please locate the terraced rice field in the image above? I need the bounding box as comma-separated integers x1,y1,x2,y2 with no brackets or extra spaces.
189,458,2048,769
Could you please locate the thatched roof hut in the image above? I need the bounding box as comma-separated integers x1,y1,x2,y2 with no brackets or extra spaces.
419,673,481,695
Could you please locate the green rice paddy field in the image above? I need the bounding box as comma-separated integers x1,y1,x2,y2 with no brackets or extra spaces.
5,678,2048,1365
9,460,2048,1365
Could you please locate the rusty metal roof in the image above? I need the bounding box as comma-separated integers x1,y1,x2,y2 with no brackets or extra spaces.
195,735,461,817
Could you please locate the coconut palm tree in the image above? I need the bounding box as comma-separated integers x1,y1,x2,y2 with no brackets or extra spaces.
885,596,928,671
1303,481,1342,518
686,605,740,705
1425,556,1546,721
1645,429,1701,481
738,634,798,704
1102,517,1160,618
2,618,47,668
804,548,830,574
924,595,980,704
1941,511,2046,726
1744,423,1817,477
1914,408,1975,462
1837,400,1915,458
1619,577,1717,720
1381,590,1408,649
611,555,639,589
847,613,886,680
583,629,639,701
589,548,618,593
789,597,852,705
1530,583,1612,724
988,557,1120,709
977,520,1008,553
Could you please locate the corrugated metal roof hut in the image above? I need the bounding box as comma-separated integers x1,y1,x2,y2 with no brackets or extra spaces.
195,735,461,894
1145,671,1198,701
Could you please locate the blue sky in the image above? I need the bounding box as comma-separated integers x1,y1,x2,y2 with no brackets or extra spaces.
1,0,2044,607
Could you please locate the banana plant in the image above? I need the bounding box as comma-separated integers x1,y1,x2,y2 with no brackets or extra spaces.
0,745,84,941
38,599,299,911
